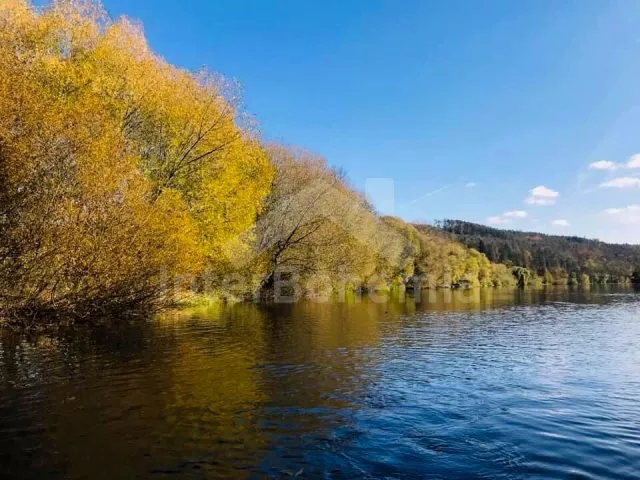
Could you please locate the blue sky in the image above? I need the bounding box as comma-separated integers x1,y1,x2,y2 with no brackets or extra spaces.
94,0,640,243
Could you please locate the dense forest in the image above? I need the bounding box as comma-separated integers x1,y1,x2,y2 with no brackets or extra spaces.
436,220,640,285
0,1,637,324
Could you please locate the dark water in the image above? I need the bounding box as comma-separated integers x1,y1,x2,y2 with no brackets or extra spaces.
1,288,640,479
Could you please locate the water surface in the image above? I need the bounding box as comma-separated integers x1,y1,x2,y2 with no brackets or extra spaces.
1,288,639,479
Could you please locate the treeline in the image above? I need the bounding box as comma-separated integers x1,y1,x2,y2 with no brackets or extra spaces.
436,219,640,285
0,0,519,322
6,1,635,325
0,1,529,323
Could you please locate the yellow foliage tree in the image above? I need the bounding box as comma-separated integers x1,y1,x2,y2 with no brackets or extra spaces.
0,0,272,320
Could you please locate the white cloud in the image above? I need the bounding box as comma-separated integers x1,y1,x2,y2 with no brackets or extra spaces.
525,185,559,206
487,216,510,225
552,219,569,227
587,154,640,172
589,160,619,171
627,154,640,169
604,204,640,224
599,177,640,188
586,154,640,173
465,182,477,188
504,210,528,218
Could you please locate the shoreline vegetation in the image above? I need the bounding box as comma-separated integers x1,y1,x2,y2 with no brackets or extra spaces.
1,1,639,325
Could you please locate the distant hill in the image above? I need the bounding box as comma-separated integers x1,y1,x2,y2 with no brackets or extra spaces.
422,219,640,284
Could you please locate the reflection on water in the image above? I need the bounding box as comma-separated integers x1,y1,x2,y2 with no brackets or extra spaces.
1,287,640,479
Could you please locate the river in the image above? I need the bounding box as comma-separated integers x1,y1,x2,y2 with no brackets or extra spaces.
1,287,639,479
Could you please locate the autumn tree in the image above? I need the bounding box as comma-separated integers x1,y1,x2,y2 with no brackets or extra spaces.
252,146,405,298
0,0,272,321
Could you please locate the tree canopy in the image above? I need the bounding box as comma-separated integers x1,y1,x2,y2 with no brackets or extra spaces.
0,0,271,319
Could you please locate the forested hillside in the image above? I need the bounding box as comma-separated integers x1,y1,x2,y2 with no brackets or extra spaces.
435,220,640,284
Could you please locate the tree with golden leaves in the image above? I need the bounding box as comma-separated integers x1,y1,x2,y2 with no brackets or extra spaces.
0,0,272,321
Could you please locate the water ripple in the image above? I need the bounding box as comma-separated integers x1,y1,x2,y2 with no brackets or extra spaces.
0,287,639,478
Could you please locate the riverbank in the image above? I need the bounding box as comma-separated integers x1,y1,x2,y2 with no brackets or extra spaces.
2,1,638,325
